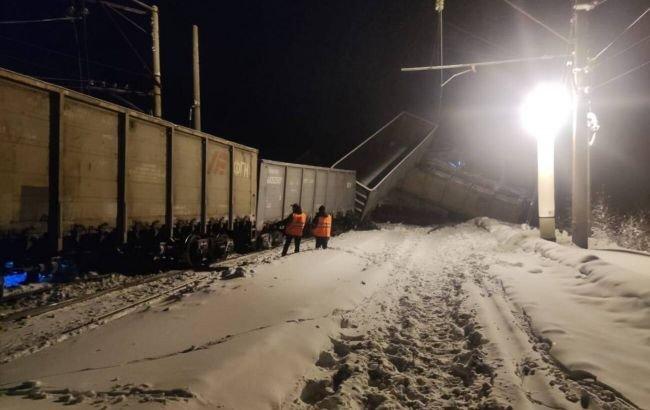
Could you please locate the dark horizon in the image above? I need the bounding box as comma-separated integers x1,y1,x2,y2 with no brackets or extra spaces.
1,0,648,210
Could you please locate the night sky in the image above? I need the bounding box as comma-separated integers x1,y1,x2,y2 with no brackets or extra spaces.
1,0,648,210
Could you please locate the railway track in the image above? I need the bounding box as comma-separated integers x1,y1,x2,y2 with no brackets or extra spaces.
1,270,183,322
0,242,314,364
61,272,213,335
0,252,259,363
0,247,281,323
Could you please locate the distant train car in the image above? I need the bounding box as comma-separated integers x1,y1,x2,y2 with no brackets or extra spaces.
0,68,257,271
256,160,356,239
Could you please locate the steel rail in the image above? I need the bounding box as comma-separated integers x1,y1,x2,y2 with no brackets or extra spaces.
0,249,273,322
1,270,183,322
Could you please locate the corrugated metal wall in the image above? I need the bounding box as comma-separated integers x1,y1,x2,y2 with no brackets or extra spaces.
206,140,231,220
62,100,118,231
256,160,356,231
126,118,167,225
173,131,202,221
0,78,50,233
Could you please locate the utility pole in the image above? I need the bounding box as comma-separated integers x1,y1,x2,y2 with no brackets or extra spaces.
571,0,593,248
435,0,444,121
151,5,162,117
192,24,201,131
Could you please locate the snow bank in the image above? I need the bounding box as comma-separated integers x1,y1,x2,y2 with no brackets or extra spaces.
476,217,650,405
477,217,650,307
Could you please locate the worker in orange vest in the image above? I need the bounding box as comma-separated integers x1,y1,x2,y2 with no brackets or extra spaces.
312,205,332,249
281,203,307,256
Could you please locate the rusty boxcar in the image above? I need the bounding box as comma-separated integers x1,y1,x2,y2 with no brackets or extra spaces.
0,67,257,270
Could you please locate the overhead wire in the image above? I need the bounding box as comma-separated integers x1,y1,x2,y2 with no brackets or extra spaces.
85,0,148,14
592,58,650,90
592,32,650,68
0,34,149,77
100,1,152,74
0,16,80,25
71,18,85,92
445,21,511,54
590,7,650,62
101,0,147,34
126,0,152,11
401,54,569,72
0,52,61,73
499,0,569,43
82,0,92,87
34,77,89,83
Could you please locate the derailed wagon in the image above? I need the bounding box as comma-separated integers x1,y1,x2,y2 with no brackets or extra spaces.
0,67,257,274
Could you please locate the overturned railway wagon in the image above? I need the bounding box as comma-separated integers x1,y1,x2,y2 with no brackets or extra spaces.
333,112,438,219
0,68,257,270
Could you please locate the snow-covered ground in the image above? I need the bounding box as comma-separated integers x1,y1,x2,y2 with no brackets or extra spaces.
0,219,648,409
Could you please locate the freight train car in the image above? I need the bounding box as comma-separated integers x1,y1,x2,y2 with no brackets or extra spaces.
256,160,356,234
0,67,257,272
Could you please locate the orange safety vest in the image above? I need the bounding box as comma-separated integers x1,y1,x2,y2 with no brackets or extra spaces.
285,212,307,237
312,214,332,238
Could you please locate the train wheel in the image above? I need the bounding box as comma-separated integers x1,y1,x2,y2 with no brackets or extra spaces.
184,235,210,268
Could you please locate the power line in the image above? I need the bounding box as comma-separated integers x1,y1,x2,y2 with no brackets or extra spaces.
591,7,650,62
401,54,569,72
102,0,147,34
100,1,152,73
85,0,148,15
82,0,92,89
499,0,570,43
445,21,511,54
592,58,650,90
592,32,650,68
0,52,61,72
0,16,80,25
441,67,475,87
35,77,89,83
0,34,149,77
126,0,152,12
71,19,85,92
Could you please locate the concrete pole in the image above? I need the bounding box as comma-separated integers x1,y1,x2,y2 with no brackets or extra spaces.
151,5,162,117
571,1,591,248
192,25,201,131
436,0,444,121
537,137,556,241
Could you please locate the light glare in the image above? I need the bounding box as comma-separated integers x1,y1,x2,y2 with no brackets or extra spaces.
520,83,571,141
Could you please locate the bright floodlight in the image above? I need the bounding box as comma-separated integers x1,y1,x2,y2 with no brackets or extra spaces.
520,82,571,140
